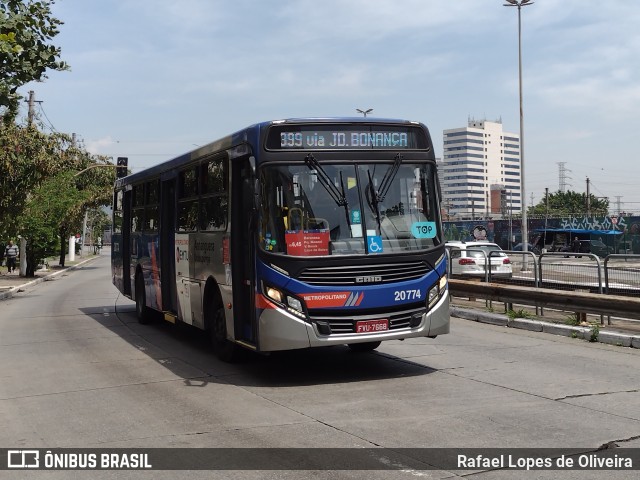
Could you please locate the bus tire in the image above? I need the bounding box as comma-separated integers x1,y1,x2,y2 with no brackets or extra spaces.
347,341,381,352
135,272,152,324
206,300,241,363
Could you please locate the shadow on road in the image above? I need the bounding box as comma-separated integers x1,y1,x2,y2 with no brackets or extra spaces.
80,301,437,388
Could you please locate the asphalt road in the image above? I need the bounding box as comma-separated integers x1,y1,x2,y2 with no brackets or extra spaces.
1,252,639,479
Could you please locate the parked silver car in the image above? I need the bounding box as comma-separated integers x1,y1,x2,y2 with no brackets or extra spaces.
445,241,513,279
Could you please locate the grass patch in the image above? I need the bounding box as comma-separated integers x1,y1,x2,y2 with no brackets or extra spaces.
564,314,580,326
507,308,533,320
588,322,600,342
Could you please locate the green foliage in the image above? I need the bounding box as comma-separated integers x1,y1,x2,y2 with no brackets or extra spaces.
0,122,115,276
588,322,600,342
529,190,609,217
0,122,72,234
564,313,580,326
507,308,533,320
0,0,69,120
21,171,80,274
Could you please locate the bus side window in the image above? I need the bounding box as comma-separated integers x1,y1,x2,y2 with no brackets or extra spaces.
178,167,199,232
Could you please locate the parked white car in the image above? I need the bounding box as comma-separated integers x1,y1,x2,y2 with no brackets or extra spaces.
445,241,512,279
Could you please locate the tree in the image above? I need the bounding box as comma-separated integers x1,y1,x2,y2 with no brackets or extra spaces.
55,154,115,267
529,190,609,218
20,157,115,275
0,122,70,235
0,121,115,276
21,170,81,275
0,0,69,121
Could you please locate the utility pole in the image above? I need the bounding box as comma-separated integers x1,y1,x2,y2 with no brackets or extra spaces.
509,190,513,249
586,177,591,216
27,90,36,126
544,187,549,249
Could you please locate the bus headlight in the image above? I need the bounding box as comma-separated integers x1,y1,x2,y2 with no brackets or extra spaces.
263,283,306,319
287,296,303,312
439,275,447,292
428,286,439,307
427,276,448,308
266,286,283,303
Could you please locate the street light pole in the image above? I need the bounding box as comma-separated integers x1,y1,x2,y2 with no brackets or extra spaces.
356,108,373,117
504,0,533,265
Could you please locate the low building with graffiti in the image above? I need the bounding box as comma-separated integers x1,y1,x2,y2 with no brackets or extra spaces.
444,215,640,255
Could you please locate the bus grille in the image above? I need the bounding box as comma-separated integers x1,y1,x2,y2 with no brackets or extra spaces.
309,303,426,335
297,261,429,286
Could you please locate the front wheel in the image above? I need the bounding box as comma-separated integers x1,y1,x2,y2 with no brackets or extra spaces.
207,301,241,362
347,341,381,352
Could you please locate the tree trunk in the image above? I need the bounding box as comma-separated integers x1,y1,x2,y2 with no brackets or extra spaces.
25,246,36,278
59,234,66,267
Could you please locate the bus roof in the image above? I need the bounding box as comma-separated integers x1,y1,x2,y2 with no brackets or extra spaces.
114,117,428,188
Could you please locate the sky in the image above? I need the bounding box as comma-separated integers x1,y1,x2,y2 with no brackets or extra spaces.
19,0,640,213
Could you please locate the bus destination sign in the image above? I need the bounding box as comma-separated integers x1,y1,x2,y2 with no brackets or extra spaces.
266,124,427,150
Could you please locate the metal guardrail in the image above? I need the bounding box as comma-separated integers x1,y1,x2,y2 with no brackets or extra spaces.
449,279,640,322
448,249,640,296
447,249,640,326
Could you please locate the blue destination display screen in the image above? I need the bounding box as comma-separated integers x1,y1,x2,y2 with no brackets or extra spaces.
266,124,428,150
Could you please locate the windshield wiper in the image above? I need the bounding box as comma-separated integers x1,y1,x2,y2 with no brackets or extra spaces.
304,153,352,235
376,153,403,203
367,153,403,229
304,153,346,206
367,169,382,230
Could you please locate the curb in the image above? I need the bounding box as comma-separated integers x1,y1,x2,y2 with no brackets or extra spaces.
450,306,640,349
0,257,99,301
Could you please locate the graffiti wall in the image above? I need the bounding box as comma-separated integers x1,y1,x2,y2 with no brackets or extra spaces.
444,215,640,253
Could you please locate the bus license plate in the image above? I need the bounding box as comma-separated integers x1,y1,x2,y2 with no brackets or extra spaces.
356,319,389,333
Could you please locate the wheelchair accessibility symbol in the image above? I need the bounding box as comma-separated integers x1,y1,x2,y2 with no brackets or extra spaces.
368,235,383,254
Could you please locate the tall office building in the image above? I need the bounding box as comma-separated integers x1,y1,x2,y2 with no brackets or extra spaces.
440,118,521,220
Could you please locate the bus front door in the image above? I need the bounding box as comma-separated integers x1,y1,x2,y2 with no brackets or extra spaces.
231,159,256,345
121,190,132,296
160,178,178,314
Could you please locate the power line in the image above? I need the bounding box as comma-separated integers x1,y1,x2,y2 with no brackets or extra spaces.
38,103,58,133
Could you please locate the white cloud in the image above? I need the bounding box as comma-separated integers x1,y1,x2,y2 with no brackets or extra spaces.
86,136,117,155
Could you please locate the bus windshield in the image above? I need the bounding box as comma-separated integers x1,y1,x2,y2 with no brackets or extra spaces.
258,161,441,256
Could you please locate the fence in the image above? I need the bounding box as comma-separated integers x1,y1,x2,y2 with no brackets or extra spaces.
446,247,640,325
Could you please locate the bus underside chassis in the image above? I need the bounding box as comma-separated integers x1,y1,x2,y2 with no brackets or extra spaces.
348,341,381,352
203,290,242,362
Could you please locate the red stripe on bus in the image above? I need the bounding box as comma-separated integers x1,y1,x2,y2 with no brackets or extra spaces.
255,293,277,310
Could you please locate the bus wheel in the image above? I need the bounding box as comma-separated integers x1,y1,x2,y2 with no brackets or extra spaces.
135,273,152,324
207,302,241,363
347,341,381,352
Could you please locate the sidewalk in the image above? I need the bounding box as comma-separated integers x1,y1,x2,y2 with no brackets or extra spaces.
451,295,640,349
0,254,100,301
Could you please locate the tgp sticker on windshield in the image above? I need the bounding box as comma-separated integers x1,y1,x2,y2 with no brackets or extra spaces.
411,222,437,238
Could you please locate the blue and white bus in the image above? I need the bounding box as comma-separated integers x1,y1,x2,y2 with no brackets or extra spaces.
112,118,449,361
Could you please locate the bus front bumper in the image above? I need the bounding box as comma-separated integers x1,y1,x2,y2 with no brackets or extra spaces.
257,293,450,352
